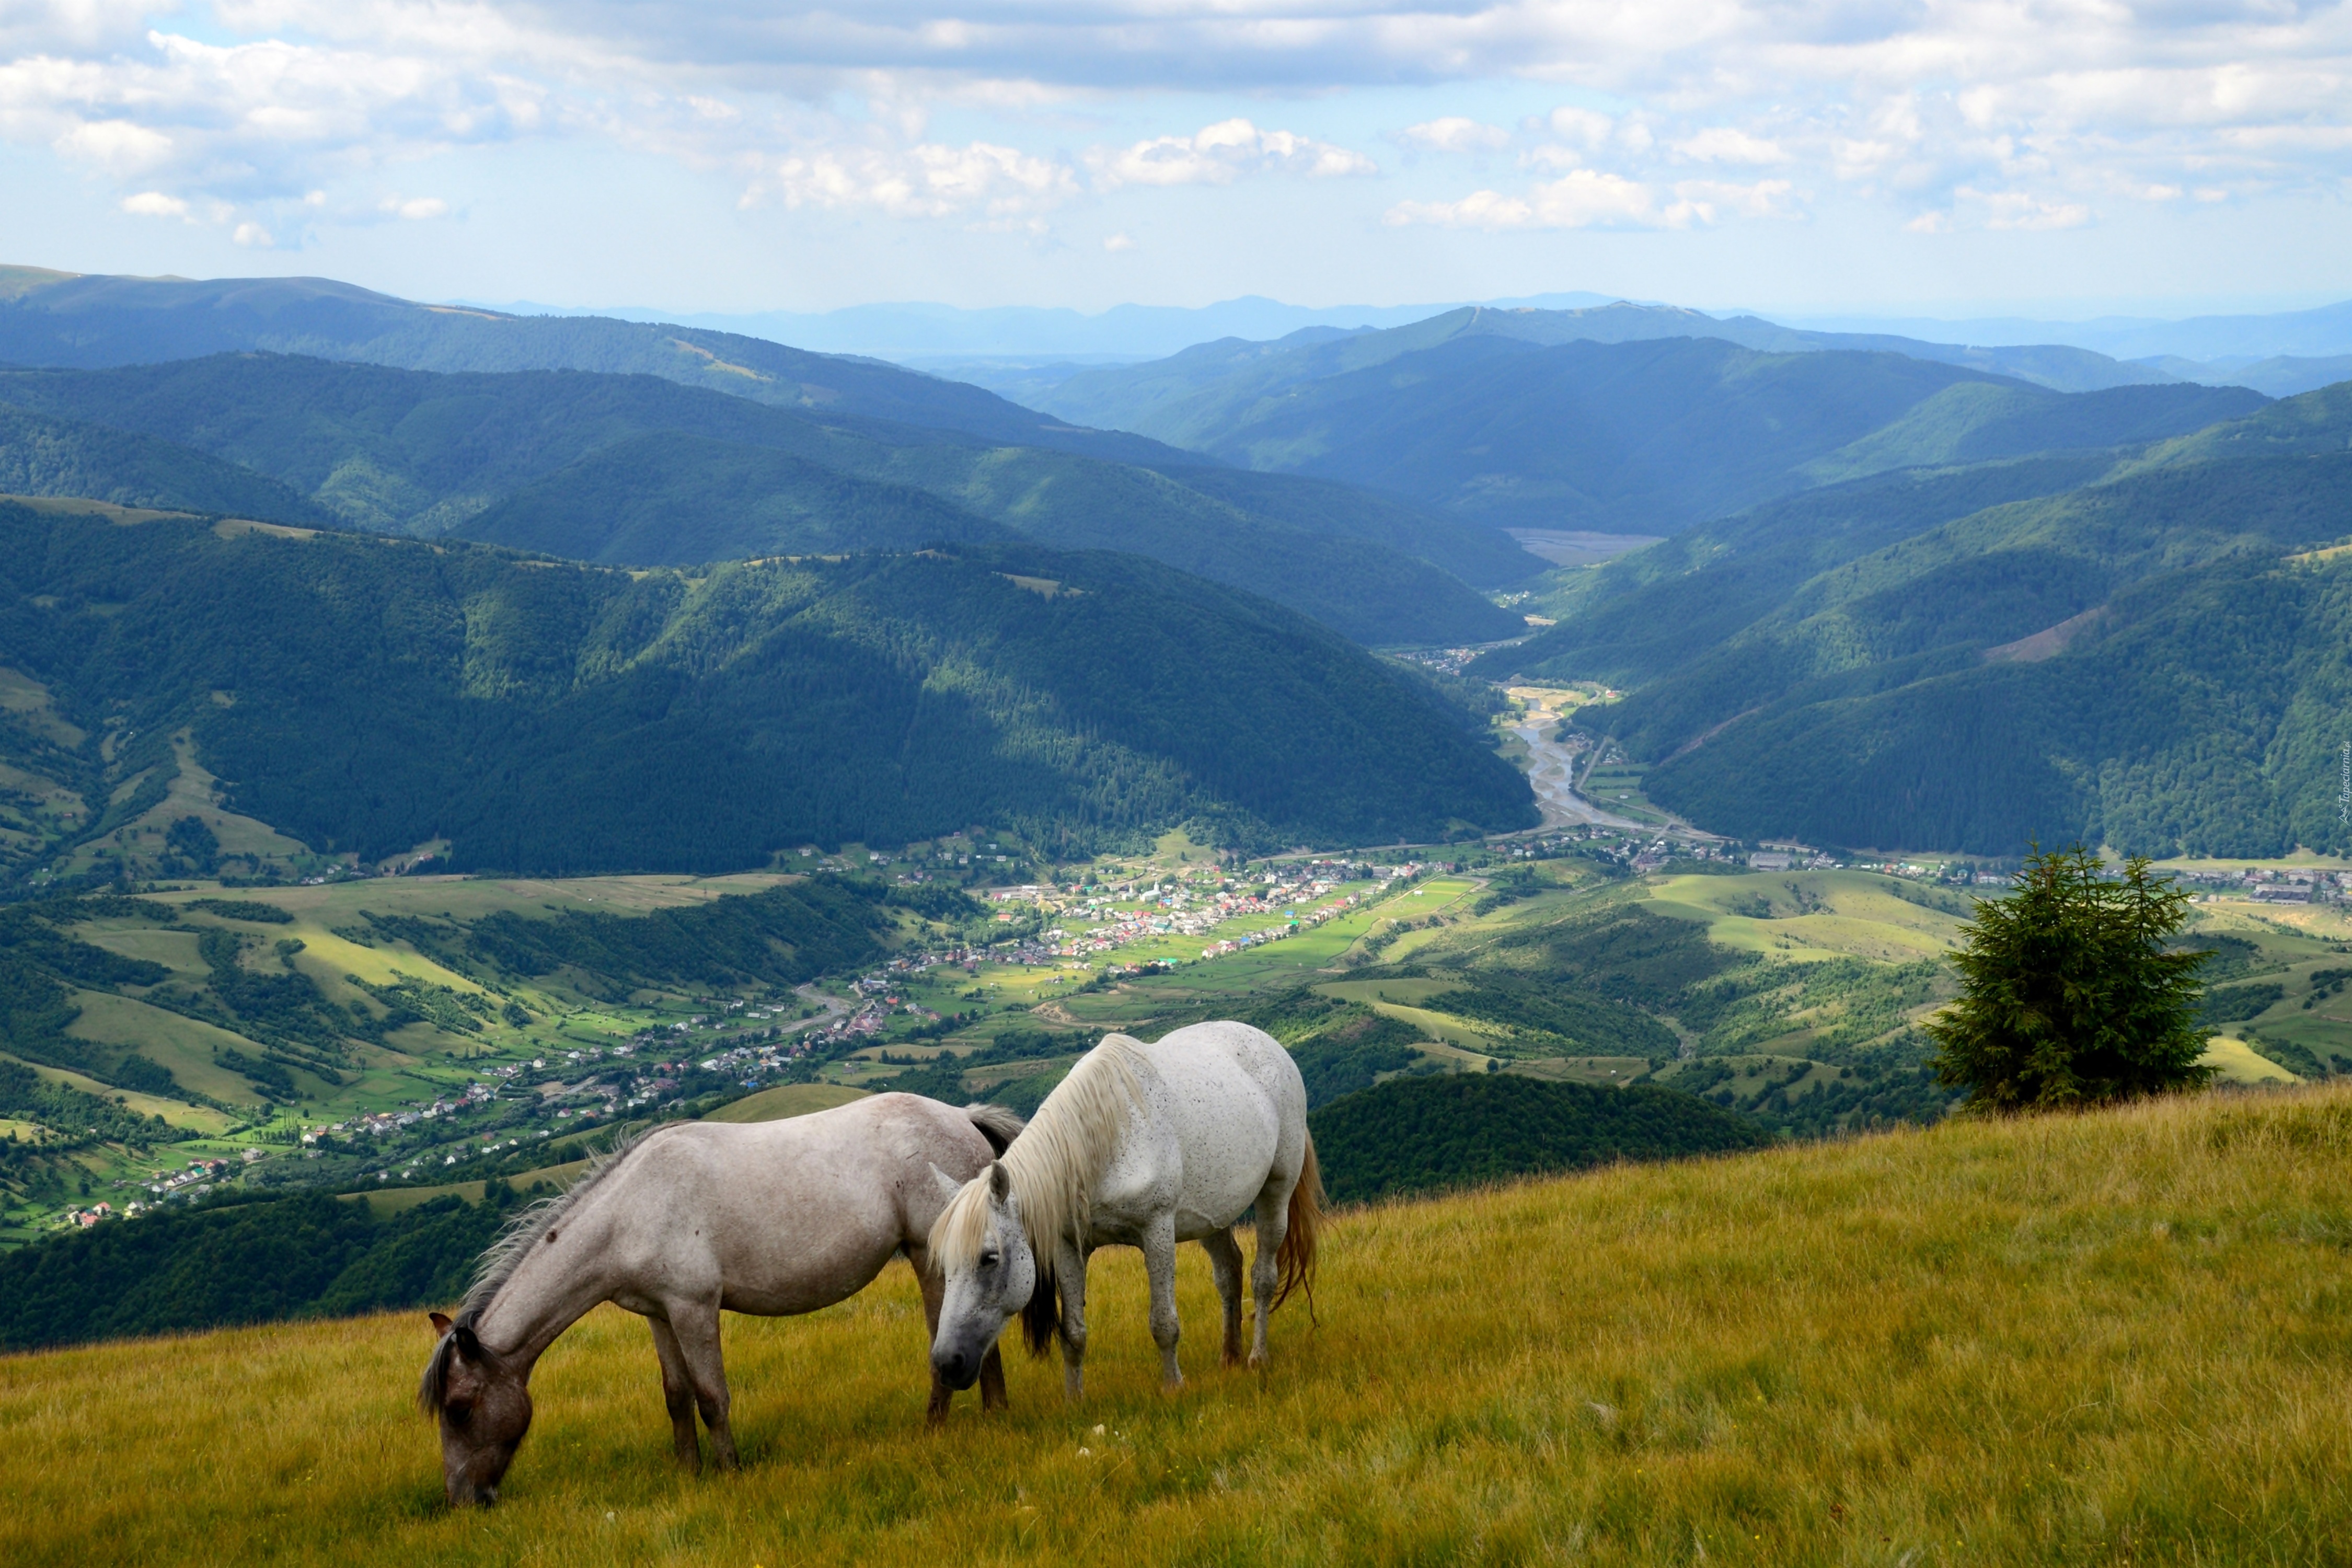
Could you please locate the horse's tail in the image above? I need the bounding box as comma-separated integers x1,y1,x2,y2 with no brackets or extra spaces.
1273,1133,1323,1321
963,1102,1025,1158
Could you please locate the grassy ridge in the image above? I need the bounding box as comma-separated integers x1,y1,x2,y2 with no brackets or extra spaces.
4,1085,2344,1564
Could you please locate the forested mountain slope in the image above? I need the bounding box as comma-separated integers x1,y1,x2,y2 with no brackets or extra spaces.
0,504,1535,882
1494,384,2352,856
0,405,330,524
0,268,1180,466
0,354,1526,644
1036,331,2262,534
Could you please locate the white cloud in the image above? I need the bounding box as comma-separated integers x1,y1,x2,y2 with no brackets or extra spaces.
1091,119,1376,189
1958,187,2094,230
1673,128,1787,165
119,190,190,218
1401,117,1509,153
1390,165,1806,230
1388,169,1680,231
380,195,448,218
54,118,172,172
759,140,1079,222
1907,188,2095,233
232,220,273,246
1102,230,1134,251
0,0,2347,244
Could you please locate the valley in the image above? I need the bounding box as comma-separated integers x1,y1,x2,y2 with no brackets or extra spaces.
2,261,2350,1378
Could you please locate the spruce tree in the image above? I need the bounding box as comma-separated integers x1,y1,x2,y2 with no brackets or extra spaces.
1926,846,2213,1111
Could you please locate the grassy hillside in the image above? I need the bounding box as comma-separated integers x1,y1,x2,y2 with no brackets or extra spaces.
3,1085,2343,1563
0,354,1520,645
0,503,1534,885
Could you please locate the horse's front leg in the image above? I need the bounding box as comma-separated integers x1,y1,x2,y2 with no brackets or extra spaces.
1055,1237,1090,1404
1201,1228,1246,1368
978,1343,1008,1412
647,1316,701,1468
667,1300,739,1470
1142,1214,1183,1391
911,1246,955,1425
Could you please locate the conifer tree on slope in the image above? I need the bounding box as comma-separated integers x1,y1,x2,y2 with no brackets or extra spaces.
1926,846,2212,1111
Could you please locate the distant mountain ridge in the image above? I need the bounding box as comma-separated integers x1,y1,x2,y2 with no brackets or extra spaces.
0,267,1183,468
1033,321,2266,535
0,352,1529,645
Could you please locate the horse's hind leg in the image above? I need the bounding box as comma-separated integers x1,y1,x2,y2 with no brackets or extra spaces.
1143,1213,1184,1392
667,1301,739,1470
1201,1228,1246,1368
1250,1174,1293,1369
648,1316,701,1468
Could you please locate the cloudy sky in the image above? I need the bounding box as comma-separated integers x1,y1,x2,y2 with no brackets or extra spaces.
3,1,2349,317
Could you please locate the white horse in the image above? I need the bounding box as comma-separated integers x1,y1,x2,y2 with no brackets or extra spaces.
928,1021,1322,1400
417,1093,1023,1506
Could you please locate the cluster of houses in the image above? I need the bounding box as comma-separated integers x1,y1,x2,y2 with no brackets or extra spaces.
136,1155,238,1204
982,860,1432,964
2175,866,2338,903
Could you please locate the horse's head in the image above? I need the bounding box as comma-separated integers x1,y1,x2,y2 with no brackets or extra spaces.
927,1161,1039,1389
420,1311,533,1506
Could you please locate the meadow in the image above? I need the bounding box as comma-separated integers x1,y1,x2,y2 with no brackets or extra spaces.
6,1082,2345,1566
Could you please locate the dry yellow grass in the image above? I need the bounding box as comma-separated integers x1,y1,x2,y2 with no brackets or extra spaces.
6,1086,2348,1566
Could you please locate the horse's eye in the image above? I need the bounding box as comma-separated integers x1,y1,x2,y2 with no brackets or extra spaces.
979,1251,999,1269
446,1401,474,1428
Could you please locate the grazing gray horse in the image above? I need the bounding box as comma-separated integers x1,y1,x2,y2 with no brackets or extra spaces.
417,1093,1022,1506
928,1021,1321,1402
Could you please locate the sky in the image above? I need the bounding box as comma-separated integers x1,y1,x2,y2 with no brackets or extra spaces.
2,1,2350,319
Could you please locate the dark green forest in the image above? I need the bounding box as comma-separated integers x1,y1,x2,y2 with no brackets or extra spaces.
0,508,1535,880
0,405,328,523
1308,1074,1767,1204
0,1185,519,1351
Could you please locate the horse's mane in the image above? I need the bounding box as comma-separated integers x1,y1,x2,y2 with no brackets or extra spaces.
931,1034,1146,1292
461,1123,668,1322
419,1124,666,1415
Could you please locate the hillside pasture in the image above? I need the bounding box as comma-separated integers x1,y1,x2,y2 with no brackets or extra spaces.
4,1085,2345,1565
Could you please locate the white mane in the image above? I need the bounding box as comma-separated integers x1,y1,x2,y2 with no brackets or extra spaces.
931,1034,1148,1273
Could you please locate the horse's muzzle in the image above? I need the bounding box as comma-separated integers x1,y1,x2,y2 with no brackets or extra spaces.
932,1347,979,1391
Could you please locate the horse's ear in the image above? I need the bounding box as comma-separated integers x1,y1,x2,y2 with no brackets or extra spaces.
453,1324,483,1362
988,1161,1010,1201
929,1163,964,1204
429,1311,453,1336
